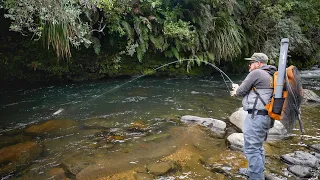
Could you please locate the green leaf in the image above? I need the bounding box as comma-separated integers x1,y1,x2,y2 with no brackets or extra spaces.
171,47,179,60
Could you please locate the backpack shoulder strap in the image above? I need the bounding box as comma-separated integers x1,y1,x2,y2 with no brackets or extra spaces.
251,87,268,119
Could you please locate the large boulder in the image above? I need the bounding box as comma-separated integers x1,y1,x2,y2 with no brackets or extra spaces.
229,108,288,141
0,141,43,176
180,115,226,137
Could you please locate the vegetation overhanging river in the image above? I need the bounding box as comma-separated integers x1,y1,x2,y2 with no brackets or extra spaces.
0,68,319,179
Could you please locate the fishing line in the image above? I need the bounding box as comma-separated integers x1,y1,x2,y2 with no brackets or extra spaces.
52,59,234,115
94,59,234,99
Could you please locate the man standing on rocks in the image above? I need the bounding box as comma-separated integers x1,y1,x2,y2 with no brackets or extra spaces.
230,53,277,179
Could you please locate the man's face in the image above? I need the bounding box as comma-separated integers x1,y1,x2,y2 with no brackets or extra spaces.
248,61,261,72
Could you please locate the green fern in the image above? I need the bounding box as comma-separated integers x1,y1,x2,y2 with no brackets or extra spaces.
171,47,179,60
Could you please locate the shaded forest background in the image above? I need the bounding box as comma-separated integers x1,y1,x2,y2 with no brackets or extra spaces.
0,0,319,83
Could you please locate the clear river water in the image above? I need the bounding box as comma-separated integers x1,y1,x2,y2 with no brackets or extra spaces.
0,68,319,179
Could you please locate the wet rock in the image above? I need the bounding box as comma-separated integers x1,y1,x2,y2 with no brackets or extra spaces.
287,165,312,178
61,155,93,176
226,133,244,152
303,89,320,103
308,144,320,153
280,151,320,168
0,141,43,176
47,167,68,180
180,115,226,137
0,135,32,148
134,172,154,180
146,161,176,176
229,108,288,141
25,119,78,137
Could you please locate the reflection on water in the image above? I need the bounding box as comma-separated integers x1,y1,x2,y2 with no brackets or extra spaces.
0,72,319,179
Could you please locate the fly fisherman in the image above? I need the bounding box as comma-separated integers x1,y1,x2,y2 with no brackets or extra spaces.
230,53,277,180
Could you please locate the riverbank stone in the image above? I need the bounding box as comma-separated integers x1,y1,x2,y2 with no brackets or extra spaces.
303,89,320,103
180,115,226,137
308,144,320,153
229,108,288,141
280,151,320,168
287,165,313,178
226,133,244,152
0,141,43,176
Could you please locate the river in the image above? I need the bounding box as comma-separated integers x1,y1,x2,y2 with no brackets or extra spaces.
0,68,319,179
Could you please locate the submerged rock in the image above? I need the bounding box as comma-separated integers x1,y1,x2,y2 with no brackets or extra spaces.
25,119,78,137
146,161,177,176
134,172,154,180
180,115,226,137
46,167,67,180
61,155,93,176
0,141,43,176
200,149,247,175
280,151,319,168
0,135,32,148
128,121,149,132
142,133,170,142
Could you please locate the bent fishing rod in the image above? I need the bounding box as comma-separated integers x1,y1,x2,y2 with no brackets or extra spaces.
96,59,234,98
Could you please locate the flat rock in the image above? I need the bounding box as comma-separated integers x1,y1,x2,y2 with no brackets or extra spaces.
281,151,319,168
287,165,312,178
180,115,226,137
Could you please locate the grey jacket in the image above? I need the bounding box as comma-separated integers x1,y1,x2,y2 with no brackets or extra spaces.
236,65,277,111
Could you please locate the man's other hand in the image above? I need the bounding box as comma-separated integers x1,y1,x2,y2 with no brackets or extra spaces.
230,83,239,96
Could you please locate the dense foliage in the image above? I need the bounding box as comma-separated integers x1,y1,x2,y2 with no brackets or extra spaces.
0,0,319,81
